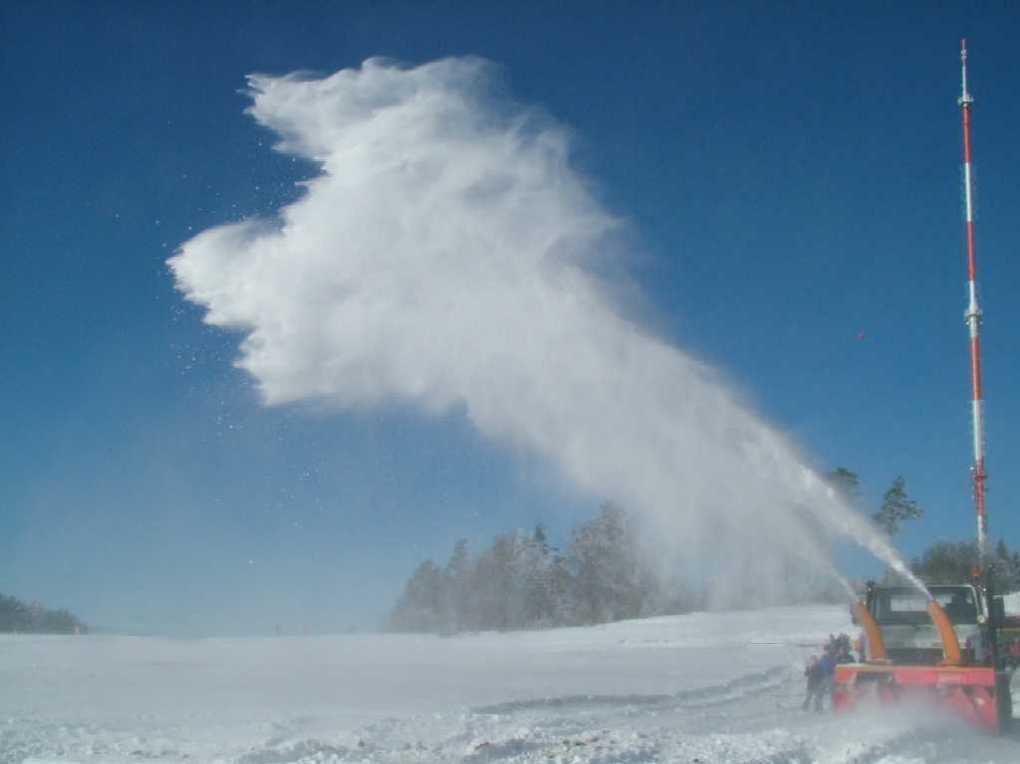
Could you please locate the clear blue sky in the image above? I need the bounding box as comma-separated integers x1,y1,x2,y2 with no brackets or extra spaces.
2,2,1018,635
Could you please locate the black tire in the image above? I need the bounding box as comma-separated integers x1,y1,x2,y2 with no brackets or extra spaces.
996,673,1013,733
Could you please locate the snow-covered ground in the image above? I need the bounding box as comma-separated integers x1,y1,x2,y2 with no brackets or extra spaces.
2,605,1017,763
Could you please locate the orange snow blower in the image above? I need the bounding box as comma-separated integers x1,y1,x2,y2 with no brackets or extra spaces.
832,582,1013,733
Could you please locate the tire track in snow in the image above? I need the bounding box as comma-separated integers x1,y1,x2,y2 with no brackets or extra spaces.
471,665,791,718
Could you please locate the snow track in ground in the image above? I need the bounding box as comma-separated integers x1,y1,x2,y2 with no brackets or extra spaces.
473,665,790,717
3,606,1018,763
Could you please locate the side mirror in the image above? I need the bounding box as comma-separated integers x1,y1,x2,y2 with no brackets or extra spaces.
990,596,1006,625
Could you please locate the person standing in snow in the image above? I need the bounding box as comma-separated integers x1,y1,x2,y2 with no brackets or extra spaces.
808,643,837,712
802,654,823,711
834,633,855,665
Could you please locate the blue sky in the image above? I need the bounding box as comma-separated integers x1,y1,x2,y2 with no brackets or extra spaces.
2,2,1019,635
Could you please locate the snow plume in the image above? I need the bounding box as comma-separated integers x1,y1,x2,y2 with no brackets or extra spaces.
170,57,915,603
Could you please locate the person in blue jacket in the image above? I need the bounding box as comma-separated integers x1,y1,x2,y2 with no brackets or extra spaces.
813,646,837,712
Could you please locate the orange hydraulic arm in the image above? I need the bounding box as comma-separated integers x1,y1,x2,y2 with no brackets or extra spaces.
853,601,888,662
928,599,963,666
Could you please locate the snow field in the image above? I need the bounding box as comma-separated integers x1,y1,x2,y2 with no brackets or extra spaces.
2,605,1017,763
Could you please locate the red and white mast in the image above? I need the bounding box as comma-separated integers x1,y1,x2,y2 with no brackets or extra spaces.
959,39,987,562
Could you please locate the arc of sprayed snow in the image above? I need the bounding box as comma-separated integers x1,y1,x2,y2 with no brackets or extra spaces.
170,57,923,600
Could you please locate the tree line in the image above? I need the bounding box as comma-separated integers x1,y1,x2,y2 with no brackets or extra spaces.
388,468,1019,634
0,592,87,634
386,501,840,634
912,539,1020,589
386,504,645,632
826,467,1020,590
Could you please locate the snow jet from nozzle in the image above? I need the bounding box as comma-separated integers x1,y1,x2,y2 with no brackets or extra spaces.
169,57,913,602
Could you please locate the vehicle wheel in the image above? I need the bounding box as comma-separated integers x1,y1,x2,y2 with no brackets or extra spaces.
996,674,1013,733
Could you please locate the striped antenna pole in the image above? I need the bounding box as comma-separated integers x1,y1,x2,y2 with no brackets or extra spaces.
959,39,988,563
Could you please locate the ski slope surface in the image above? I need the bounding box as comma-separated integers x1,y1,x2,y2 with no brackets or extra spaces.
2,605,1017,763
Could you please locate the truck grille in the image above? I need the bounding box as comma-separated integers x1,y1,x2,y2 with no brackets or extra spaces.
886,648,942,665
